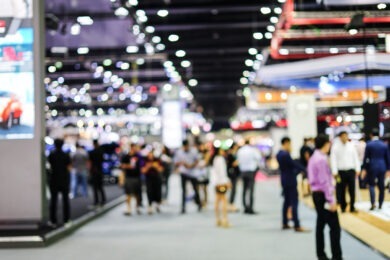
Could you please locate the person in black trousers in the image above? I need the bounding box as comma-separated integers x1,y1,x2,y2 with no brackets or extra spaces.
308,135,342,260
89,140,106,207
227,143,240,212
142,150,164,215
276,137,309,232
48,138,71,227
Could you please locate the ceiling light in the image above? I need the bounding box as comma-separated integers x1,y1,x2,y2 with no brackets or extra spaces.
156,43,165,51
145,43,154,54
77,16,93,25
256,54,263,60
175,50,186,57
136,10,146,17
265,32,273,39
347,47,357,53
279,49,289,55
126,45,139,53
181,60,191,68
77,47,89,55
103,59,112,66
377,3,387,9
260,7,271,14
188,79,198,87
243,70,250,77
132,25,140,35
240,77,249,84
48,66,56,73
253,32,263,40
145,26,155,33
267,25,275,32
136,58,145,65
245,59,254,66
274,7,282,14
281,92,288,100
70,23,81,35
253,61,261,70
115,7,129,17
128,0,138,6
121,62,130,70
157,9,169,17
138,16,148,23
348,29,358,35
50,47,68,54
163,61,173,68
248,48,258,55
270,16,279,23
152,36,161,43
378,33,386,38
305,48,315,54
278,0,286,3
329,47,339,54
168,34,179,42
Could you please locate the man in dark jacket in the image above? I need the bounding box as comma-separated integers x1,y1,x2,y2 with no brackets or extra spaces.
48,138,71,226
89,140,106,207
276,137,309,232
362,129,390,210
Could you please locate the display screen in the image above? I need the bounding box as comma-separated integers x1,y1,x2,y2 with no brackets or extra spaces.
0,0,34,139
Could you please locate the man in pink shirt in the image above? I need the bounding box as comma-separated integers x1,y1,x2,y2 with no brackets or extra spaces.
308,134,342,260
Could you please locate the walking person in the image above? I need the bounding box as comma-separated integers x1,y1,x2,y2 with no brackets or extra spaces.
300,137,314,196
308,134,342,260
227,143,240,212
120,144,142,216
174,140,202,214
48,139,72,227
211,147,231,228
276,137,309,232
142,150,164,215
194,149,211,208
237,140,262,214
330,131,361,213
361,129,390,210
71,142,89,198
89,140,106,207
160,146,173,202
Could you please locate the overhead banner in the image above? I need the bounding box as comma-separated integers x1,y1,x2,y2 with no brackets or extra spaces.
321,0,390,5
0,0,45,223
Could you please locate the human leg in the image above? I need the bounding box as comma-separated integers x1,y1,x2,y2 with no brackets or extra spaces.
339,171,348,212
181,175,187,213
377,172,385,209
49,185,59,224
347,170,356,211
327,211,342,260
312,192,327,259
61,188,70,223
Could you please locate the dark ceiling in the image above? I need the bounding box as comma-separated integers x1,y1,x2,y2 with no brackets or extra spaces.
44,0,283,123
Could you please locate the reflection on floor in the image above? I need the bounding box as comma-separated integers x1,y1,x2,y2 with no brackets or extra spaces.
0,175,385,260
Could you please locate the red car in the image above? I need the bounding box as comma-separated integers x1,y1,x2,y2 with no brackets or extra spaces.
0,91,23,129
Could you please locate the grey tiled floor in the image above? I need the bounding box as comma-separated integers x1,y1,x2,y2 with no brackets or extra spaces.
0,176,385,260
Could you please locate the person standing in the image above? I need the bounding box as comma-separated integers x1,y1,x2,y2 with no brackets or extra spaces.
142,150,164,215
160,146,173,202
89,139,106,207
300,138,314,196
330,131,361,213
237,140,262,214
212,147,231,228
48,139,72,227
120,144,142,216
71,142,89,198
276,137,308,232
361,129,390,210
174,140,202,214
227,143,240,212
308,134,342,260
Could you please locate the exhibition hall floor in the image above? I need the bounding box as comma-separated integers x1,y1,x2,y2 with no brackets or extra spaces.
0,176,385,260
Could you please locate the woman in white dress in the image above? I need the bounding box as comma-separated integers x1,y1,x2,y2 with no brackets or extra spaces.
211,147,231,228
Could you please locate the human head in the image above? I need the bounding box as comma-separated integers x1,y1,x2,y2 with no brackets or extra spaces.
245,139,250,145
93,139,99,148
371,128,379,138
76,142,81,149
338,131,349,144
129,143,138,155
146,150,155,160
315,134,331,154
281,137,291,152
54,138,64,151
182,140,190,152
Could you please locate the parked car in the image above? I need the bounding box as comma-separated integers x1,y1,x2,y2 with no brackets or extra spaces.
0,91,23,129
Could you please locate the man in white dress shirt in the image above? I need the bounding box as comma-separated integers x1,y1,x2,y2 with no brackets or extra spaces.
330,131,361,213
237,140,262,214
